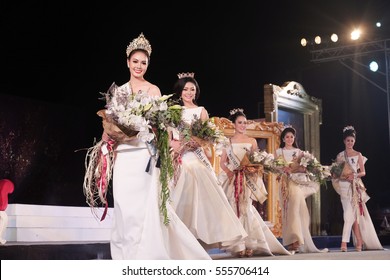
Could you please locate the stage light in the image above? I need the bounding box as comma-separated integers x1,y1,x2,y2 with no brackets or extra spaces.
330,33,338,42
376,22,381,28
369,61,379,72
351,29,361,40
301,38,307,47
314,36,321,44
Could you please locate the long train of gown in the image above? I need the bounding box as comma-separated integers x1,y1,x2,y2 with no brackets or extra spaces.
171,107,247,253
275,148,328,253
332,152,383,250
110,140,211,260
218,143,291,256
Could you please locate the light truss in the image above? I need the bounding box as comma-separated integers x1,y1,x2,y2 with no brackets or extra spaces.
309,39,390,146
310,39,390,63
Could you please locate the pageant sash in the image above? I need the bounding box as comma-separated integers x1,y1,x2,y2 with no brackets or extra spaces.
193,147,216,175
226,147,266,217
342,151,367,219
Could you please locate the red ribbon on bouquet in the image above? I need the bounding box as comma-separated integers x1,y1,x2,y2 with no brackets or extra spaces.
233,169,245,217
97,139,115,221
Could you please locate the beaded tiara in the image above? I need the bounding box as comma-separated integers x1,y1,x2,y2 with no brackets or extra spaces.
343,125,355,133
126,33,152,57
177,72,195,79
229,108,244,115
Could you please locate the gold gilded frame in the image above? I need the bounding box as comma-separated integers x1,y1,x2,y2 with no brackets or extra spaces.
213,117,284,237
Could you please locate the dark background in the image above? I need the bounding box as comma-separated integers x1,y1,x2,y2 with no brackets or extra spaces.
1,0,389,235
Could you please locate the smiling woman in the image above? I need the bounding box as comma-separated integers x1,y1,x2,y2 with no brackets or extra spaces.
213,116,284,237
263,81,322,236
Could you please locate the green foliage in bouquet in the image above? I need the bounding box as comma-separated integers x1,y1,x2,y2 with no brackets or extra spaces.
145,95,182,225
188,116,225,142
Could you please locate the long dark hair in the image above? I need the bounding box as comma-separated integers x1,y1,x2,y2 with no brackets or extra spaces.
280,127,299,148
343,126,356,140
173,76,200,106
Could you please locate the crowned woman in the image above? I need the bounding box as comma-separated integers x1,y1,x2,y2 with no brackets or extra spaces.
275,126,328,253
169,73,248,257
218,108,291,257
331,126,383,252
83,34,211,260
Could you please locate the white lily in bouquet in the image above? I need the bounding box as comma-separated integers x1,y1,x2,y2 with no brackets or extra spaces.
249,149,278,173
298,151,331,186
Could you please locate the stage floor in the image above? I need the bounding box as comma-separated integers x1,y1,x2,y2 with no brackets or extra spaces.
1,238,390,260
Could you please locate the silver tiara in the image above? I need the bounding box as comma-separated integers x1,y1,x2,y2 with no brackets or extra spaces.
229,108,244,115
177,72,195,79
343,125,355,133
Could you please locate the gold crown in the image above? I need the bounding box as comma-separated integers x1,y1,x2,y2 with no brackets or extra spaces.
177,72,195,79
126,33,152,57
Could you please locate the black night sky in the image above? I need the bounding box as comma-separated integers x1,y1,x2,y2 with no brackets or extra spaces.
1,1,390,228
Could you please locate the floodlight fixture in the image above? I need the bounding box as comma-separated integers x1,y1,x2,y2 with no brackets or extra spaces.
369,61,379,72
301,38,307,47
351,29,361,40
314,36,321,44
330,33,338,42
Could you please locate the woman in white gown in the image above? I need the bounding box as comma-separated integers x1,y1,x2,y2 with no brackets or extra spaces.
331,126,383,252
90,34,211,260
275,126,328,253
170,73,247,255
218,109,291,257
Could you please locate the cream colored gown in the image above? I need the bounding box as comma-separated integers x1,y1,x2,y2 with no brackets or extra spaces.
275,148,328,253
219,143,291,256
170,106,247,254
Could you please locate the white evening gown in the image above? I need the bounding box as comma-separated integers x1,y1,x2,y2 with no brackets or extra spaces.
110,135,211,260
218,143,291,256
171,106,247,253
108,83,210,260
275,148,328,253
332,152,383,250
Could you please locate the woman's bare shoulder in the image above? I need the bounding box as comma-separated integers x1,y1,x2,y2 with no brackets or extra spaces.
148,83,161,97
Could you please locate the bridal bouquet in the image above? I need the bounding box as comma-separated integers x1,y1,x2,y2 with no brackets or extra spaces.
249,149,281,174
103,82,182,142
84,82,182,224
329,160,353,180
298,151,330,185
179,116,229,155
